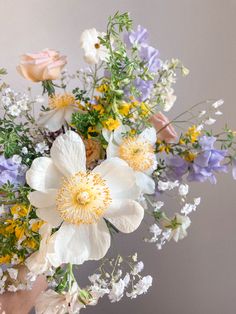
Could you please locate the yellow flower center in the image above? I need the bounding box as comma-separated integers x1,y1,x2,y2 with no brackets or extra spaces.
119,137,155,172
56,171,111,225
49,94,75,110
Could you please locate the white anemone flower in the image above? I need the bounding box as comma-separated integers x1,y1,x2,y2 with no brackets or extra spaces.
26,131,144,266
38,94,78,132
80,28,109,65
104,125,157,194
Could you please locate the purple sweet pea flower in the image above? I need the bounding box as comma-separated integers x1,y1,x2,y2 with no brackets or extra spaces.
188,136,228,184
133,78,154,101
140,45,161,73
166,156,189,181
124,25,149,48
0,155,26,187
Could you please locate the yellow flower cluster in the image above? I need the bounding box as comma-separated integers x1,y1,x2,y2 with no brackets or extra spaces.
185,125,201,143
0,204,44,265
156,140,171,154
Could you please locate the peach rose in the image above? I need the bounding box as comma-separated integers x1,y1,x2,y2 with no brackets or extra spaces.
150,112,177,143
17,49,67,82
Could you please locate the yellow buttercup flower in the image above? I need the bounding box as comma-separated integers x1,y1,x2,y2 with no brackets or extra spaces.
140,103,150,117
31,220,44,233
15,223,26,240
11,204,29,217
96,84,108,93
93,104,105,114
102,118,120,131
119,103,132,116
185,126,201,143
23,238,37,249
0,255,11,264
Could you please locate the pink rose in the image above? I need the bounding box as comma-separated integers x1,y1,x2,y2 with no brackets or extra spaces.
150,112,177,143
17,49,67,82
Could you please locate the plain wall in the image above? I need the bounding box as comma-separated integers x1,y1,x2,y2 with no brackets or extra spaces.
0,1,236,313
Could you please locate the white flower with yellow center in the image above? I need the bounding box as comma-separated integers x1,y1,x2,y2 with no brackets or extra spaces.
26,131,144,266
38,94,77,132
104,125,157,194
80,28,109,65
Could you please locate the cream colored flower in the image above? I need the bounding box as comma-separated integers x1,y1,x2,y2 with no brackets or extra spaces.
17,49,67,82
26,131,144,266
38,94,77,132
104,125,157,194
167,214,191,242
35,283,84,314
80,28,109,64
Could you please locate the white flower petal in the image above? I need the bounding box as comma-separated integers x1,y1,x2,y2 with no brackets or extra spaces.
135,172,155,194
106,138,119,159
38,108,65,132
36,207,63,228
28,189,57,208
104,199,144,233
139,127,157,145
113,125,130,145
26,157,62,192
50,131,86,177
93,158,140,200
49,220,111,266
64,106,77,124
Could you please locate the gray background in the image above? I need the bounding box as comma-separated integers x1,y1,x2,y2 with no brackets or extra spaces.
0,0,236,313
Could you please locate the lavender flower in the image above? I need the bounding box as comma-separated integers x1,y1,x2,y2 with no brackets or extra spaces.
124,25,148,48
188,136,228,184
133,78,153,101
140,45,161,73
0,155,26,187
166,156,189,180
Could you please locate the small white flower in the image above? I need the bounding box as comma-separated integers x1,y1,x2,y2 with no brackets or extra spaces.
212,99,224,108
205,118,216,125
132,261,144,275
8,285,18,292
80,28,109,65
178,184,189,196
194,197,201,205
149,224,162,237
198,110,206,117
158,180,179,191
109,279,125,303
153,201,164,211
181,203,196,215
35,141,49,154
22,147,28,154
196,124,204,131
0,205,6,216
215,110,223,115
8,105,21,116
168,214,191,242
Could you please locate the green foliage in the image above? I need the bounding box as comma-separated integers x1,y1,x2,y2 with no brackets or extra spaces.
71,110,100,137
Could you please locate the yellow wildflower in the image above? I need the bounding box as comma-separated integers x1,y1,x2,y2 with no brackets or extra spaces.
15,223,26,240
49,93,75,109
23,238,37,250
93,104,105,114
119,103,131,116
11,204,29,217
0,255,11,264
140,103,150,117
102,118,120,131
185,125,201,143
31,220,44,233
96,84,108,93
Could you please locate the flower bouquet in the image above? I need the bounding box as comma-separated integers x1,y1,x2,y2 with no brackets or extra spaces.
0,12,235,313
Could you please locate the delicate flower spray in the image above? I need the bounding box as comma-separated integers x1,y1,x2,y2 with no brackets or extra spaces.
0,12,235,313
